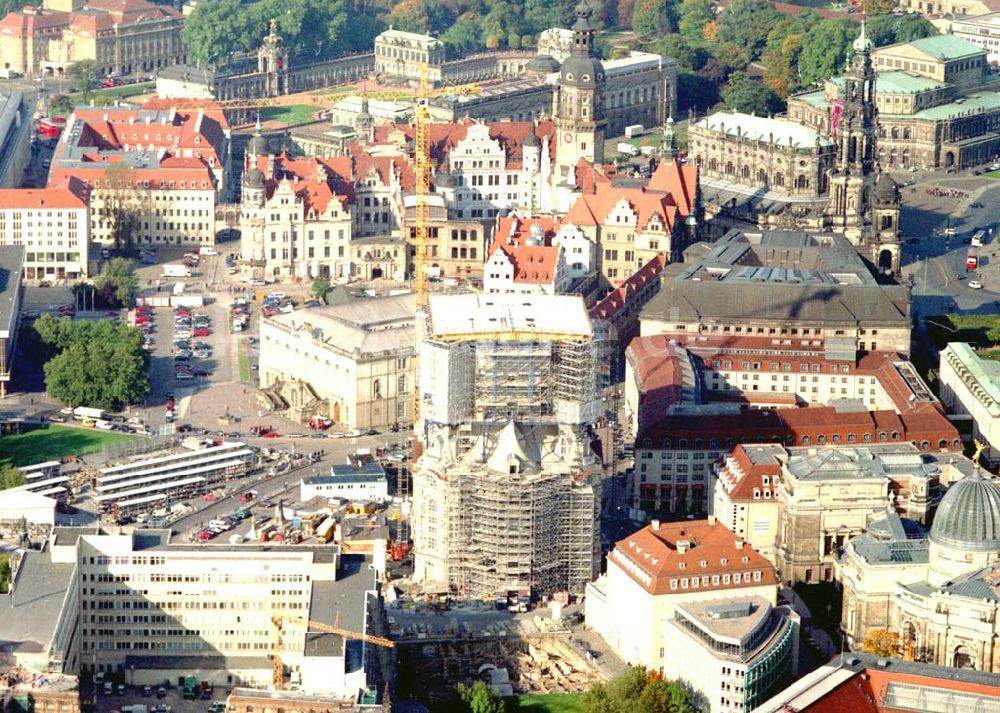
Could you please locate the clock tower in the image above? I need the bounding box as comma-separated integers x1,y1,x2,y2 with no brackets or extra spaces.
554,1,606,181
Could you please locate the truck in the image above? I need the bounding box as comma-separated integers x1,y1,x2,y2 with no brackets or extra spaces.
967,250,979,270
0,68,22,79
617,142,640,157
624,124,645,138
163,264,193,278
73,406,105,421
182,676,198,700
972,230,985,248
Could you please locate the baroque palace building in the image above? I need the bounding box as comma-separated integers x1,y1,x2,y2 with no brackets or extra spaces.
689,21,902,275
788,35,1000,171
0,0,185,77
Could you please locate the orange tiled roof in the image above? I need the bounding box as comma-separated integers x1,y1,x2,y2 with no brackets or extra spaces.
487,241,560,285
252,153,354,215
590,254,665,322
611,520,778,596
0,175,89,209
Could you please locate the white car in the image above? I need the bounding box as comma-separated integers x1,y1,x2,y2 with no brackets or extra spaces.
95,419,115,430
201,247,218,256
175,329,192,339
969,280,984,289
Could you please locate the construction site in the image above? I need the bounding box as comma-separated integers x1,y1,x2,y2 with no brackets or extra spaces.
410,293,606,600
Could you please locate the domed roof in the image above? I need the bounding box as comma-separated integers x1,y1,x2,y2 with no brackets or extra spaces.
560,55,604,88
243,167,265,189
930,471,1000,553
526,54,561,74
524,126,540,148
874,171,898,202
248,133,269,158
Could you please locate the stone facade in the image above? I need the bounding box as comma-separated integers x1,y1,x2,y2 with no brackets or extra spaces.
0,0,186,77
788,36,1000,171
373,28,446,83
689,111,835,197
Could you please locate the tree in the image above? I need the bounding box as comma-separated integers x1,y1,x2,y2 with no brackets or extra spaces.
312,277,331,304
722,72,785,115
49,93,72,116
581,667,694,713
0,554,10,594
677,69,720,112
867,14,937,47
0,465,25,491
100,163,148,256
648,34,707,72
94,258,139,307
633,0,677,36
797,20,858,86
862,628,901,657
442,14,483,54
40,318,149,410
68,60,98,105
678,0,713,40
861,0,895,16
456,681,504,713
716,0,781,60
182,0,258,66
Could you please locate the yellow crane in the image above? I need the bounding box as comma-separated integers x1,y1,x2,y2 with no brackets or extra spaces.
271,613,394,688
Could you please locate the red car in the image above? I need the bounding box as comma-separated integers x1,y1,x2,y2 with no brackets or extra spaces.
136,306,152,314
193,328,210,337
135,315,152,324
262,431,280,439
174,309,192,317
198,530,215,540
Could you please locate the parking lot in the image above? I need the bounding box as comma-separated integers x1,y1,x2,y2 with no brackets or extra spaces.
92,682,227,713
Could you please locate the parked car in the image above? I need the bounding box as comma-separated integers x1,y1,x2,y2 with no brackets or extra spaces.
969,280,984,289
193,328,211,337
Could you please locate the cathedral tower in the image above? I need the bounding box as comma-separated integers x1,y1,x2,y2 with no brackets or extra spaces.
554,1,606,180
825,20,900,274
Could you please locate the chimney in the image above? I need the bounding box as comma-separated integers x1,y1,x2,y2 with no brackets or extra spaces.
677,540,690,554
651,519,660,531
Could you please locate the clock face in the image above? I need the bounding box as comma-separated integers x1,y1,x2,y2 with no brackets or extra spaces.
564,132,573,143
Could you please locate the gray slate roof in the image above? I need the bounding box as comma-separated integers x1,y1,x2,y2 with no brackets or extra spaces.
0,551,75,654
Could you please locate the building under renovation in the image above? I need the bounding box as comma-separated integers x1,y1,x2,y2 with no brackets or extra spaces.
411,293,604,599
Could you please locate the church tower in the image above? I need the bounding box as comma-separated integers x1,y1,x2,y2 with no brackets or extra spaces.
554,1,606,181
825,20,899,274
355,96,375,143
240,120,268,264
827,20,876,241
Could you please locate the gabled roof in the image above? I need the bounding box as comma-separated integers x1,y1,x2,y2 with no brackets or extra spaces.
487,241,560,285
252,153,354,215
590,254,665,322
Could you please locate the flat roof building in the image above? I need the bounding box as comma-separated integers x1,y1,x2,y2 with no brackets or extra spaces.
0,245,24,397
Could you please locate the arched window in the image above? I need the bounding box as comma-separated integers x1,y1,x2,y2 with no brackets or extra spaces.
372,379,382,399
795,175,809,189
938,439,948,449
740,165,750,179
920,440,930,450
817,435,826,444
891,430,899,440
801,436,810,445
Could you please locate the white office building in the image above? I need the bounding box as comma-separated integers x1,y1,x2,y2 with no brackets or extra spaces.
939,342,1000,464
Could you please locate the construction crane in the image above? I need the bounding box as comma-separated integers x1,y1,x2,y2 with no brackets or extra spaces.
270,614,394,688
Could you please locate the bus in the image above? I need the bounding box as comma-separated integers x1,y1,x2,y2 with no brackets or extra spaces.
972,230,986,248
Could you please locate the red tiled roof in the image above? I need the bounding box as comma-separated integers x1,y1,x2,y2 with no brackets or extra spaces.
648,159,698,217
610,520,778,596
637,405,958,451
0,175,89,209
487,241,560,285
370,119,557,173
800,664,1000,712
718,446,783,500
590,254,665,322
493,215,563,247
0,10,71,37
567,184,682,232
252,153,353,215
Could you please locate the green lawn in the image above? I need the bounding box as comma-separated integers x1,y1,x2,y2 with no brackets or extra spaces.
925,314,1000,351
513,693,585,712
986,169,1000,180
238,345,250,383
0,424,135,468
259,104,320,126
